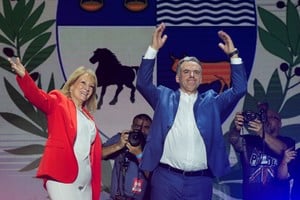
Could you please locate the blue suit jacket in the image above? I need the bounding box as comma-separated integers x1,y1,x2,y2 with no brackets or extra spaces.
136,58,247,177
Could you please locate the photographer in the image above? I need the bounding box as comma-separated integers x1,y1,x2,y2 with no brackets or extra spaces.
102,114,152,200
229,108,296,200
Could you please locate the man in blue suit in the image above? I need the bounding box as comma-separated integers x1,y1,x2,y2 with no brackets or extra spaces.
136,23,247,200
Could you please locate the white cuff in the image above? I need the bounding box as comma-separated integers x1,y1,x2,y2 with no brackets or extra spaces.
230,57,242,64
144,46,158,59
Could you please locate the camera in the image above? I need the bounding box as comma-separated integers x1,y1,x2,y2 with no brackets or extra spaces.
242,110,261,124
242,102,269,125
126,130,145,147
242,109,267,125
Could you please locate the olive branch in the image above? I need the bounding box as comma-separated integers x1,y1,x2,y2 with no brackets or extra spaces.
0,0,56,171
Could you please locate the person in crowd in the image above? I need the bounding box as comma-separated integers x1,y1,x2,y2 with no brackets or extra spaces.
290,147,300,200
102,113,152,200
136,22,247,200
229,108,296,200
278,145,300,200
8,57,102,200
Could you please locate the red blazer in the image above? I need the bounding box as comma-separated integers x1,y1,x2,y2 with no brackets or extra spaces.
17,72,102,200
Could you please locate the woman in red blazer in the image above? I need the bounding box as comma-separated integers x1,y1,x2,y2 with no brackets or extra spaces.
9,58,102,200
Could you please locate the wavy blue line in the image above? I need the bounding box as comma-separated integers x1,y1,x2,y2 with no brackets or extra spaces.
158,18,255,25
157,0,254,4
157,15,255,23
156,18,256,26
156,12,256,19
156,11,255,18
157,1,254,6
159,23,255,26
157,1,254,9
157,5,255,13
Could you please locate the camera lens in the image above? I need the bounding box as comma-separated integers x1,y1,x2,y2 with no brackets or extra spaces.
128,130,145,147
242,110,258,124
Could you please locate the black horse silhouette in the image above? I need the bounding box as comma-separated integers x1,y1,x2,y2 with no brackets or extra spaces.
89,48,138,109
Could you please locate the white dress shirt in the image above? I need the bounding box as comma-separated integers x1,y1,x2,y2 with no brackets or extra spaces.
160,91,208,171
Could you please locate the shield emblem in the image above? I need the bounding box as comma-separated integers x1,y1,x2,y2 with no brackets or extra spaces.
56,0,256,127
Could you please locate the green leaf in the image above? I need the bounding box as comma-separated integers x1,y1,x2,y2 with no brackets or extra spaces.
298,37,300,55
23,32,51,65
2,0,13,18
253,78,266,100
0,112,45,137
10,0,26,36
5,144,44,155
258,27,293,63
26,44,56,72
0,11,14,41
258,6,288,46
265,69,284,111
0,33,14,46
243,92,259,112
13,0,34,33
17,1,45,41
36,71,42,88
24,0,35,17
47,73,56,92
19,19,55,45
280,93,300,118
294,55,300,66
19,157,41,171
4,77,46,128
243,78,268,112
2,0,13,34
0,55,12,72
286,0,300,56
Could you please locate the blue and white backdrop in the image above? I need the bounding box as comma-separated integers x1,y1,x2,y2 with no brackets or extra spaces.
0,0,299,199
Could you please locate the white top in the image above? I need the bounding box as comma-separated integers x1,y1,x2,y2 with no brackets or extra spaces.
74,109,97,185
160,91,207,171
46,109,96,200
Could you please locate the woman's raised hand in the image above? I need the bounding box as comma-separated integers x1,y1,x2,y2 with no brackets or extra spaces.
8,57,26,77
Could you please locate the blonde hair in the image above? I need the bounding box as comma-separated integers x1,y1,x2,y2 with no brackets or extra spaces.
61,66,98,112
